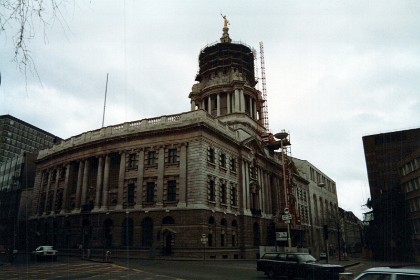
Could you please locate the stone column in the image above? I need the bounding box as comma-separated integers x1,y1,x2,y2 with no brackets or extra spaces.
216,94,220,116
81,159,90,209
93,156,104,211
135,149,144,210
101,155,111,211
34,170,44,215
240,89,245,113
227,93,231,114
234,89,239,112
241,160,248,211
116,151,126,210
253,99,257,119
156,146,165,206
190,100,196,111
74,161,84,211
178,143,187,207
43,170,52,215
208,96,212,115
60,163,71,214
51,167,60,213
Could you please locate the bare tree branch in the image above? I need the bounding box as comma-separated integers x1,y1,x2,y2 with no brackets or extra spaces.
0,0,71,83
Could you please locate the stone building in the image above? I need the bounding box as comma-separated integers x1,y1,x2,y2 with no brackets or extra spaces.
292,158,339,258
28,24,297,259
339,208,363,258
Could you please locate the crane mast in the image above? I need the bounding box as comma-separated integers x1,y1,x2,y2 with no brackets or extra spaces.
259,42,270,132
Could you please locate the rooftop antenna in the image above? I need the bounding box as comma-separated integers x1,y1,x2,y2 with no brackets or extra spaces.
102,73,109,128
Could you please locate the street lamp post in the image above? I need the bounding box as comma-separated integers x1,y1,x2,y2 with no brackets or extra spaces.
274,130,292,250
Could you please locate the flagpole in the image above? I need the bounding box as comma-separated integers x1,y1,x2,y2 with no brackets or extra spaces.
102,73,109,128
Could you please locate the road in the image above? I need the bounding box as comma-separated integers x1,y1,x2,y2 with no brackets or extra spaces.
0,254,409,279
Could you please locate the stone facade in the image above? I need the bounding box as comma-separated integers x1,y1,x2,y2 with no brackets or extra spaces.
292,158,339,258
27,25,303,259
29,110,290,259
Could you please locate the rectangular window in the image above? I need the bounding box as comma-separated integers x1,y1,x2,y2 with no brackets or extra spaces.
148,151,156,165
128,153,137,169
231,185,237,206
208,147,215,164
168,149,177,164
148,151,156,166
209,180,215,201
230,157,236,172
167,180,177,202
221,234,225,247
146,182,155,203
127,183,135,205
220,153,226,169
221,183,227,204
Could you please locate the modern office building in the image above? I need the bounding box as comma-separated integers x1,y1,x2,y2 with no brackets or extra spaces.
0,114,61,252
363,128,420,261
0,114,61,163
399,147,420,262
28,23,305,259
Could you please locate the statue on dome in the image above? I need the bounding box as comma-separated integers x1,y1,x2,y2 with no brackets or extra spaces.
221,14,229,28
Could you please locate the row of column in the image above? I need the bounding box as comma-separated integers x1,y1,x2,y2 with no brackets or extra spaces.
240,159,282,216
191,88,259,120
37,144,188,215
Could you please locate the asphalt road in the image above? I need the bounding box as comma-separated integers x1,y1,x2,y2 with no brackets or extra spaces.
1,255,266,280
0,254,406,279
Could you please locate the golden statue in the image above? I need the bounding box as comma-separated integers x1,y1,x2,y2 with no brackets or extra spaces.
221,14,229,28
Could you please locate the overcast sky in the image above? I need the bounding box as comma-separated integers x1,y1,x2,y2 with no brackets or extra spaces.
1,0,419,219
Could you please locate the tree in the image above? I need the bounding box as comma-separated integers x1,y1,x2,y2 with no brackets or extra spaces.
0,0,70,78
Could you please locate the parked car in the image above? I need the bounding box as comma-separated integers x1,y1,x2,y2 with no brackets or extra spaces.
354,266,420,280
257,252,344,279
31,245,58,261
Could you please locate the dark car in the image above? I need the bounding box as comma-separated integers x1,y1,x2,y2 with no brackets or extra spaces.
354,266,420,280
257,252,344,279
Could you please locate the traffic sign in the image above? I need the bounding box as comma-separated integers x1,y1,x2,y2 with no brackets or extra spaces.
282,214,292,221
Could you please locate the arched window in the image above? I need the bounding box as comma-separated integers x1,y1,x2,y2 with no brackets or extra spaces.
221,218,227,247
141,217,153,247
122,218,133,247
231,219,238,247
208,216,215,247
